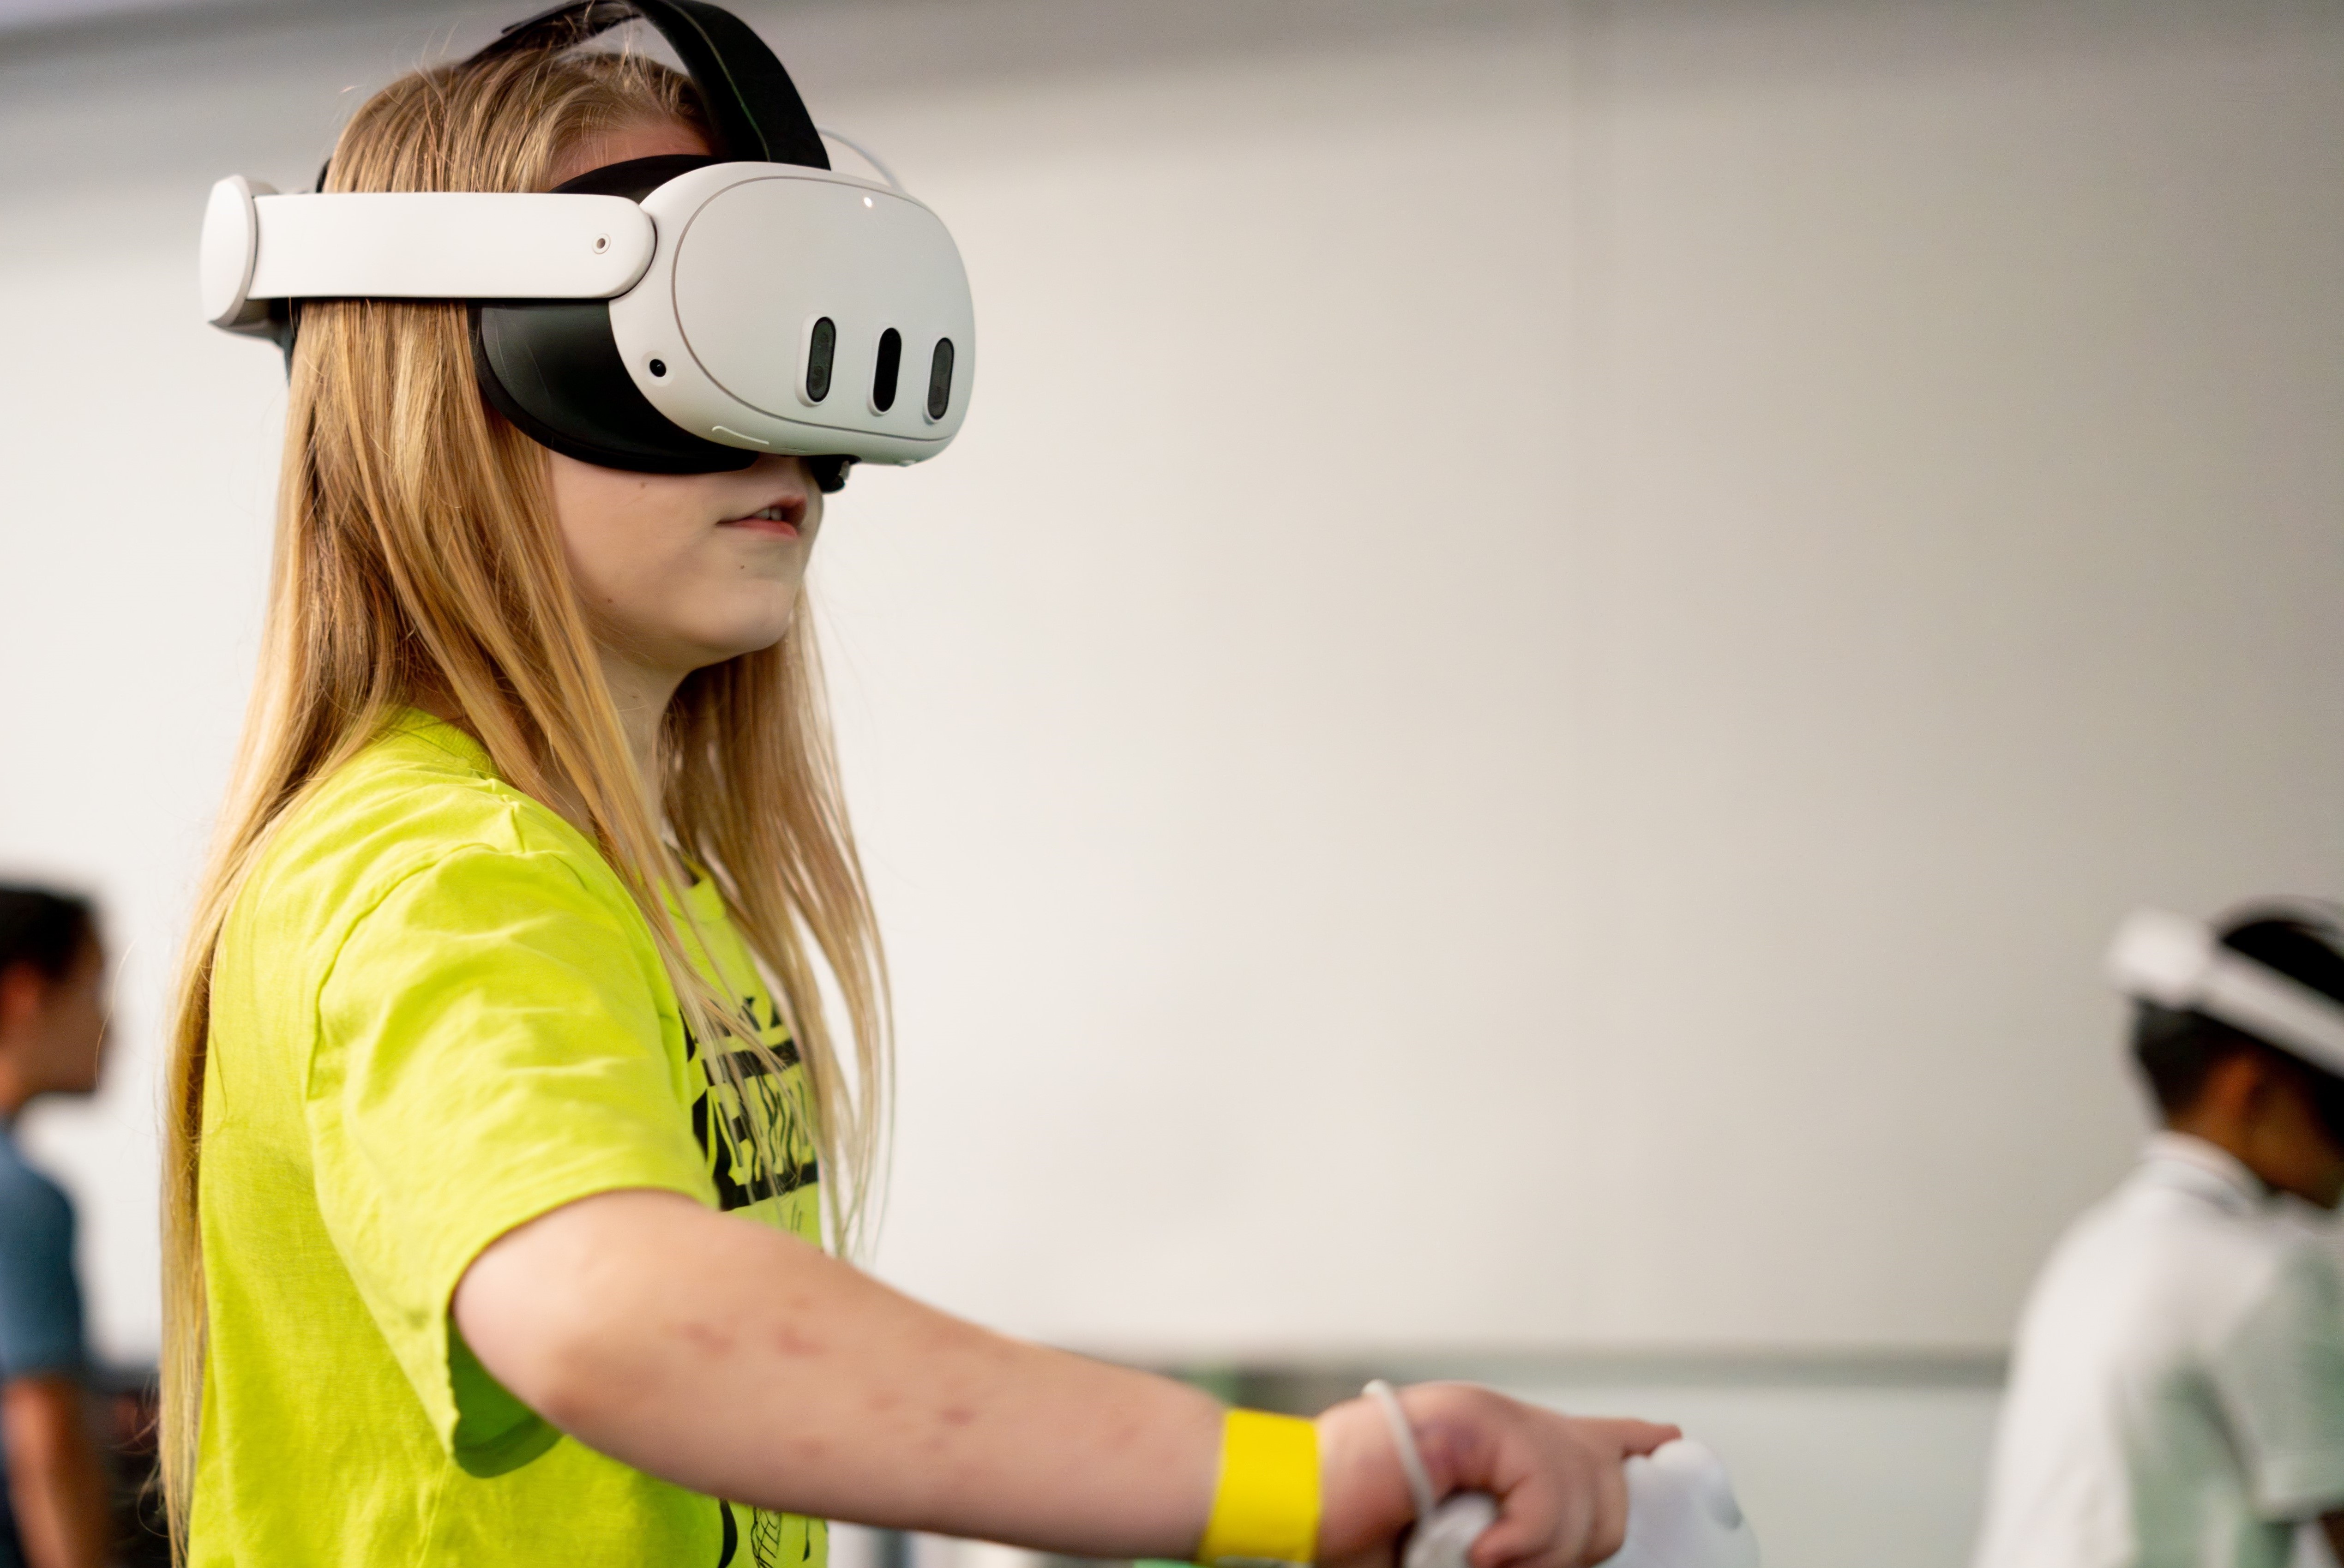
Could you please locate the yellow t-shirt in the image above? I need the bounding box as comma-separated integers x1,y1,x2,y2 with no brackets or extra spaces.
192,711,826,1568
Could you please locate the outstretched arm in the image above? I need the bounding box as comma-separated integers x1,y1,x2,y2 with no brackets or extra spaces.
455,1189,1676,1568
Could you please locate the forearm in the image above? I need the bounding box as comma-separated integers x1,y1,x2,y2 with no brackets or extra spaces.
458,1190,1223,1557
7,1462,109,1568
2,1377,111,1568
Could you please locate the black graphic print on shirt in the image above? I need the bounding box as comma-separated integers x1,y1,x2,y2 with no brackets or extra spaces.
684,992,827,1568
683,994,820,1213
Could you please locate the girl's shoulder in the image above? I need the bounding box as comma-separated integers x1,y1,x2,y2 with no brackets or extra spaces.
296,710,578,866
230,711,630,965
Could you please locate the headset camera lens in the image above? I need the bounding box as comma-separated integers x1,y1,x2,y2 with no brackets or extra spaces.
872,327,902,413
805,318,835,402
648,358,667,378
926,339,955,421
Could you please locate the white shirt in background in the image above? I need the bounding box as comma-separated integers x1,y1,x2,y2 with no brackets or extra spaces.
1972,1132,2344,1568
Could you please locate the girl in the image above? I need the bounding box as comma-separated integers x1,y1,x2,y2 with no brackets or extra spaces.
162,28,1672,1568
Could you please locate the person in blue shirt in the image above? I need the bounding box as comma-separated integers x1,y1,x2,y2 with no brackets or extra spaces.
0,888,112,1568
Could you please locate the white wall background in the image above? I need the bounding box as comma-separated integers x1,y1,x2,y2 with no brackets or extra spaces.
798,0,2344,1359
1,0,2340,1424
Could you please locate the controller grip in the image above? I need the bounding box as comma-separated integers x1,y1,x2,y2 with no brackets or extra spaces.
1398,1440,1759,1568
1401,1491,1497,1568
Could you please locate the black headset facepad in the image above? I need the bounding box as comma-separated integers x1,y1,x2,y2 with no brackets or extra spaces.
199,0,976,493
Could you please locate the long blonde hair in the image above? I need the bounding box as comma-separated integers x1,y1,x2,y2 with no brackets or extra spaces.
159,41,888,1549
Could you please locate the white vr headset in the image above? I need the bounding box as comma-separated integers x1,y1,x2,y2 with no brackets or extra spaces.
2107,907,2344,1075
198,0,974,493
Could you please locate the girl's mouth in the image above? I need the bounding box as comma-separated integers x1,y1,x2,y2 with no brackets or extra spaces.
724,501,803,538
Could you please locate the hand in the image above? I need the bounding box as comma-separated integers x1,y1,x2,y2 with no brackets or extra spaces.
1315,1382,1678,1568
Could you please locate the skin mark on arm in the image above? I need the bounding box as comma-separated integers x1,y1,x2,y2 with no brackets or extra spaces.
767,1322,822,1358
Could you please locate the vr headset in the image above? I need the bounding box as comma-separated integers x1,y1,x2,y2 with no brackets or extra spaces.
198,0,974,493
2107,907,2344,1077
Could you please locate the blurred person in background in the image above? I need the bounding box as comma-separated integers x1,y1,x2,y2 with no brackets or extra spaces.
1972,905,2344,1568
0,888,112,1568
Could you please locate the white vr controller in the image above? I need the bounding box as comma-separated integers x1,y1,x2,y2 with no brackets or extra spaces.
1400,1441,1760,1568
1363,1382,1758,1568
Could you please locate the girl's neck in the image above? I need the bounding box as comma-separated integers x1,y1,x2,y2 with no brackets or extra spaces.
589,651,700,889
597,648,684,789
408,651,682,844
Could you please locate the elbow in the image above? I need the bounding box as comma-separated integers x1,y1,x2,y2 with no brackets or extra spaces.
494,1311,617,1433
458,1269,645,1436
453,1190,719,1440
0,1374,81,1473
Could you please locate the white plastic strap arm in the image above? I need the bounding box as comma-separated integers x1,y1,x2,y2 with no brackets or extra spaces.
2107,907,2344,1075
200,175,658,328
816,126,905,192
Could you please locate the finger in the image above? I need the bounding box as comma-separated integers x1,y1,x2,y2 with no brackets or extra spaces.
1575,1456,1632,1566
1578,1417,1681,1458
1467,1472,1567,1568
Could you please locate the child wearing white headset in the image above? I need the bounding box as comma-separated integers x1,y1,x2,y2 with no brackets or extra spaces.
1972,904,2344,1568
165,7,1680,1566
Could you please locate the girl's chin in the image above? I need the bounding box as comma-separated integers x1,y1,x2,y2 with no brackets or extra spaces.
684,620,797,668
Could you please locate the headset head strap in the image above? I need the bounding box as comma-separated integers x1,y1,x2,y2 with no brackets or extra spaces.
472,0,829,169
2110,907,2344,1076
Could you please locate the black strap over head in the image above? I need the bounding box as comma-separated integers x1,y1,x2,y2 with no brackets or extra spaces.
473,0,829,169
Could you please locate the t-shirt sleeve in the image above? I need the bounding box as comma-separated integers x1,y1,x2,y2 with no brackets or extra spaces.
2210,1240,2344,1520
0,1168,84,1382
309,844,713,1478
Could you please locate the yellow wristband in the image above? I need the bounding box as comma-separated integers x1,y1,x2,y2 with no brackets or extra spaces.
1196,1408,1321,1566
